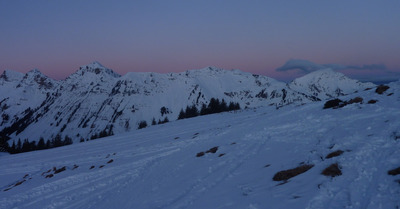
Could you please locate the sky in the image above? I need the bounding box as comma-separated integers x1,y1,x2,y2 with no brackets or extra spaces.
1,0,400,82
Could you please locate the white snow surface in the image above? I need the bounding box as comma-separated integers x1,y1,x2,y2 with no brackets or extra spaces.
1,81,399,209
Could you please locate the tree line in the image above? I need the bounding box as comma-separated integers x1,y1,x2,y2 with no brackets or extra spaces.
6,134,73,154
178,98,240,120
138,116,169,130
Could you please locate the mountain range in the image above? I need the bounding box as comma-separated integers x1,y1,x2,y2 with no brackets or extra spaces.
0,76,398,208
0,62,375,145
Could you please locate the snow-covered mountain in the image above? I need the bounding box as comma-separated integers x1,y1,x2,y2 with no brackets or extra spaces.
0,80,398,209
0,62,375,144
288,69,374,100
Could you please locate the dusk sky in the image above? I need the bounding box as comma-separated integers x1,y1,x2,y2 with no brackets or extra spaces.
1,1,399,82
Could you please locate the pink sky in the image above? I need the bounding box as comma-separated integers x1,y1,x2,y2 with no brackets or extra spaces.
1,1,399,82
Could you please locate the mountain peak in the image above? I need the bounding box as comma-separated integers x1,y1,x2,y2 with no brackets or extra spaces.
76,61,121,78
21,68,57,89
0,70,24,82
26,68,45,76
85,61,106,69
184,66,229,76
204,66,219,71
291,68,349,84
23,68,51,81
289,68,375,99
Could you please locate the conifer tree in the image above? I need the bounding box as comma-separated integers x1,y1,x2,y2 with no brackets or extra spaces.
29,141,36,151
185,105,198,118
178,109,186,120
10,140,16,154
138,120,147,129
200,103,208,115
46,140,51,149
162,117,169,123
17,138,22,152
21,139,30,152
64,135,73,145
37,137,45,150
220,99,228,112
53,134,63,147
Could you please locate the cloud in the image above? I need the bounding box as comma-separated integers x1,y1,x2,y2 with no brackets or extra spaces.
275,59,387,73
346,64,387,71
275,59,327,73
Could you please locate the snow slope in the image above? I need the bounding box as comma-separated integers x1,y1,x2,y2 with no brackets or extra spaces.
0,63,375,145
1,81,399,209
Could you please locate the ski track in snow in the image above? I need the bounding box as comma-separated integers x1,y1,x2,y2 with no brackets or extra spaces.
1,84,400,209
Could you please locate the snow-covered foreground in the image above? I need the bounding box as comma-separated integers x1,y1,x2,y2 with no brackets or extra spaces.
1,84,400,209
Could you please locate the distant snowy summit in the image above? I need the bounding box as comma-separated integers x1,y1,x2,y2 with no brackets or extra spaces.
72,61,121,78
0,62,375,145
289,69,375,100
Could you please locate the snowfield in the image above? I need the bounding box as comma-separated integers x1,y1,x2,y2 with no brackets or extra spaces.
1,82,400,209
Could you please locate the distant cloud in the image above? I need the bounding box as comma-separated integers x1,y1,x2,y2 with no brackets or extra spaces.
354,70,400,83
275,59,387,73
346,64,387,71
275,59,327,73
